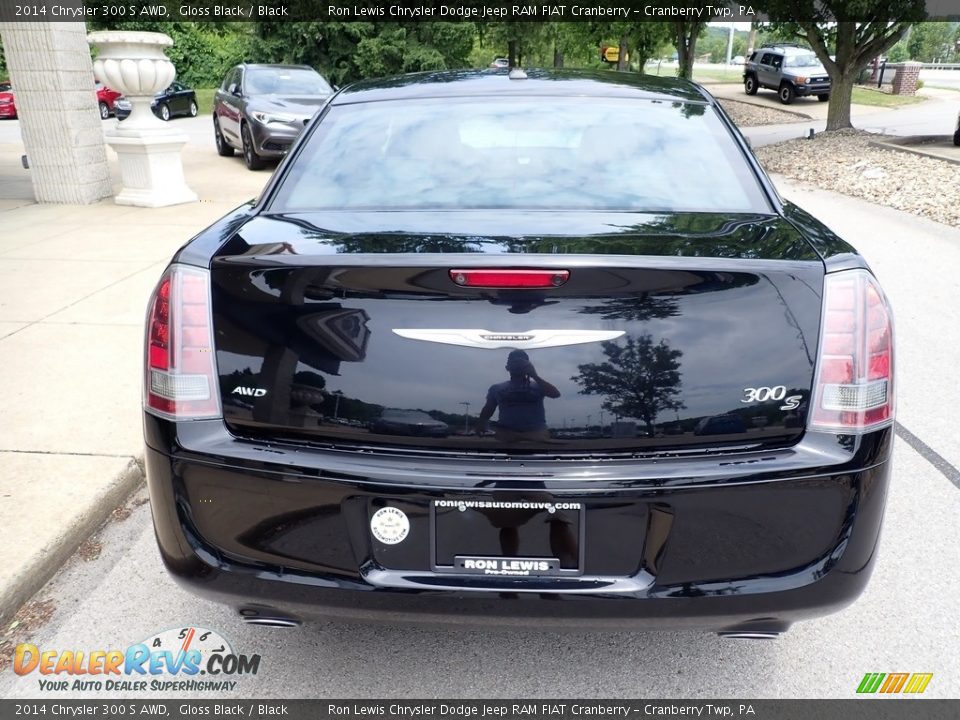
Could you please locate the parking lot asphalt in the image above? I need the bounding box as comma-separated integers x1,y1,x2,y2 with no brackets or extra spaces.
1,175,958,700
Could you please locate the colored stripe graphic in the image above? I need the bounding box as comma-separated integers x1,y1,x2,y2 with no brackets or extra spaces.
903,673,934,694
856,672,933,694
857,673,885,694
880,673,909,693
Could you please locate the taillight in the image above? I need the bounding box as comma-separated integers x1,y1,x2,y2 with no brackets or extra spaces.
449,269,569,288
809,269,894,432
144,265,220,420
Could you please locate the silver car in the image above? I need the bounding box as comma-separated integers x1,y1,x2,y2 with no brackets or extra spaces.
744,44,831,104
213,64,334,170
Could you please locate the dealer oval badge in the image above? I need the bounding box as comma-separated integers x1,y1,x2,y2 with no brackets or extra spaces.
370,506,410,545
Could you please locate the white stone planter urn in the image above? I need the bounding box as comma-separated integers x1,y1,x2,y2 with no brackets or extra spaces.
88,31,197,207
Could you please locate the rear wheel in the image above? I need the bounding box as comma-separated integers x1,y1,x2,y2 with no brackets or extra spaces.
98,102,109,120
778,83,796,105
189,100,198,117
241,123,267,171
817,94,830,102
214,117,234,157
954,129,960,147
744,75,758,96
159,103,171,121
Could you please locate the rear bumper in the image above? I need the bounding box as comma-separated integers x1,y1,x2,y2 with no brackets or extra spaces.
145,417,892,632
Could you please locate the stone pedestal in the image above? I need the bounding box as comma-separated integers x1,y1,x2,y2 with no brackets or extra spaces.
88,30,197,207
104,130,197,207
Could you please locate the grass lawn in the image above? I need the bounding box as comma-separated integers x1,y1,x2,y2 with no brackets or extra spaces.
851,87,927,107
643,63,744,85
691,67,744,84
194,88,216,115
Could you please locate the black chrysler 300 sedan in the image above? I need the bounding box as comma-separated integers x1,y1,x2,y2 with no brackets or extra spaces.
143,70,894,637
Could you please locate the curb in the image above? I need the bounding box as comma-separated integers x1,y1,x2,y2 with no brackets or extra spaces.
0,456,145,624
715,96,814,121
868,136,960,166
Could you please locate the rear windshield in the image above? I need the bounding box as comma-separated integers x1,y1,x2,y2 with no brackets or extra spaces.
270,97,769,213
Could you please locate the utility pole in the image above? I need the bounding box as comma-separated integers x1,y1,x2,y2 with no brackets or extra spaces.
332,390,343,420
460,401,471,434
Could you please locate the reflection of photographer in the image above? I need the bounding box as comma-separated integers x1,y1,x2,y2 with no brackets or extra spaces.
476,350,560,442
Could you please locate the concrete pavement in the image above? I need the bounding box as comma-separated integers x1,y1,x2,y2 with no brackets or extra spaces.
0,130,269,623
706,82,960,147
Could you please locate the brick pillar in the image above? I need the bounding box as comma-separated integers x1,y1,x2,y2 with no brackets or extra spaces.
0,22,112,204
892,61,922,96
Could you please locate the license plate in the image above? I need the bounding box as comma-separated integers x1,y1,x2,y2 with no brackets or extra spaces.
432,498,583,575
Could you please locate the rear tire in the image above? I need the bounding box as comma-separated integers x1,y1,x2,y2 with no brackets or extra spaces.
189,100,198,117
214,117,234,157
817,94,830,102
778,83,796,105
159,103,171,121
98,102,109,120
241,123,267,171
744,75,758,96
954,129,960,147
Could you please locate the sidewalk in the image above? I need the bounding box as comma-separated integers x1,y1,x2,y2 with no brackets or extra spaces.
704,82,960,147
0,140,267,622
704,81,882,121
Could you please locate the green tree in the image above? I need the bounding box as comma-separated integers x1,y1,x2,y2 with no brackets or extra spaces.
886,38,909,62
907,22,957,61
486,22,547,67
251,22,474,85
756,2,927,131
672,19,708,79
631,23,673,71
670,5,732,79
572,335,685,437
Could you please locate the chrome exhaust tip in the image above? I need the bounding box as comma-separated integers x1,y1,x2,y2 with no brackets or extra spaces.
717,631,781,640
239,607,301,628
241,616,301,628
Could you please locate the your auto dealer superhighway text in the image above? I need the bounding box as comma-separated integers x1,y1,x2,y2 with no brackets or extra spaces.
328,705,750,717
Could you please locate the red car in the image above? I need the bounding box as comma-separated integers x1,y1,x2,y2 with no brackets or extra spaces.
95,81,122,119
0,80,122,120
0,82,16,119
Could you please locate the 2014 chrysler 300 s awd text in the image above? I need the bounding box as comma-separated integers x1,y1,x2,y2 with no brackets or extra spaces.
143,69,894,638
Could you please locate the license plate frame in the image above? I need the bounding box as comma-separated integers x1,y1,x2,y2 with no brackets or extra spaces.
430,498,585,577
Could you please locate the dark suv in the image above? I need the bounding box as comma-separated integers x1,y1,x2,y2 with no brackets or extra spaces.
213,63,334,170
744,44,831,104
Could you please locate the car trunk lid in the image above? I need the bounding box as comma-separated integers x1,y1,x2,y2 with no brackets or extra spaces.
209,211,824,455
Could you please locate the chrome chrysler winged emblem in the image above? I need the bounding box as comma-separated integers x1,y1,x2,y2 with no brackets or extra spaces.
392,329,625,350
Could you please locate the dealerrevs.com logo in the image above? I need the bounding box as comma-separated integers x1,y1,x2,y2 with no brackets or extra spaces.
14,626,260,693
